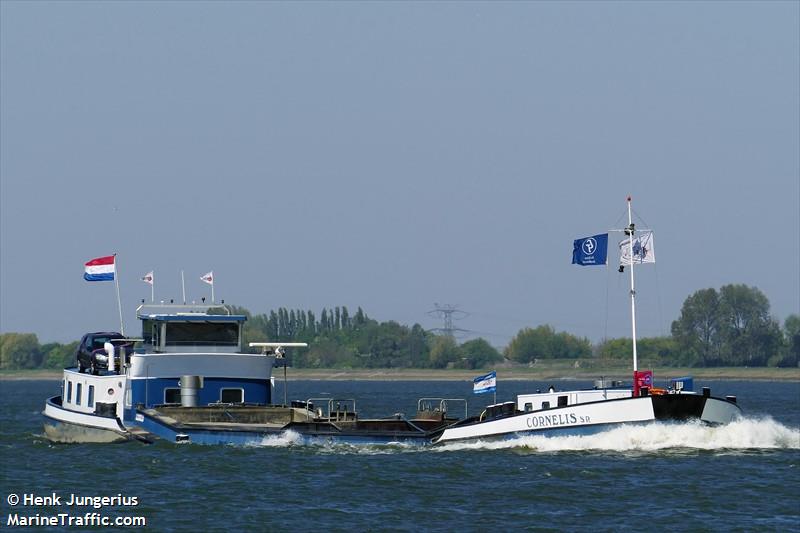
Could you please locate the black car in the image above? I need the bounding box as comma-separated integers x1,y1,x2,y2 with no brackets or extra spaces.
76,332,132,374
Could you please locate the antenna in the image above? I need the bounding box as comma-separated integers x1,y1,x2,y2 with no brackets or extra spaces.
427,303,470,338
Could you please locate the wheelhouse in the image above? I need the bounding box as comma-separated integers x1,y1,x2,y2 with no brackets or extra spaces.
137,304,246,353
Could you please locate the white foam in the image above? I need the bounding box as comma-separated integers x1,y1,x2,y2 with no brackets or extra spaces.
246,429,304,447
245,430,419,453
435,417,800,453
241,417,800,453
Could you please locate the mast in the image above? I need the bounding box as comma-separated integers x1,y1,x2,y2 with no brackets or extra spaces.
626,196,638,372
114,254,125,336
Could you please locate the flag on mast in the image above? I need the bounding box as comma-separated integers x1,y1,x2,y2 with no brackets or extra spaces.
84,255,116,281
572,233,609,266
142,270,154,302
200,271,215,303
619,231,655,265
84,254,124,335
473,371,497,394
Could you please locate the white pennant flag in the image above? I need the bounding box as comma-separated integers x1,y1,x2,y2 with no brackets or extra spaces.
620,231,656,265
141,271,154,285
200,271,214,285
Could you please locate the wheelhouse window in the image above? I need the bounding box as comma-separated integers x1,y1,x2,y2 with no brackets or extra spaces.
67,381,73,403
541,401,550,410
76,383,82,405
558,395,568,407
88,385,95,408
164,388,181,404
141,319,155,345
164,322,239,347
524,402,533,412
220,388,243,403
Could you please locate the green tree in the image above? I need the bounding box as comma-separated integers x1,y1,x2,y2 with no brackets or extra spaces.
552,331,592,359
771,314,800,367
360,321,407,368
42,341,80,369
505,325,589,362
459,338,503,369
505,326,553,363
429,335,461,368
0,333,42,369
671,288,721,366
672,285,783,366
594,337,632,360
595,336,680,366
354,307,367,327
406,324,430,367
320,308,329,332
717,284,781,366
306,311,316,335
304,339,354,368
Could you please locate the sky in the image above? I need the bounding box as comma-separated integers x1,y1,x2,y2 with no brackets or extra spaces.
1,1,798,347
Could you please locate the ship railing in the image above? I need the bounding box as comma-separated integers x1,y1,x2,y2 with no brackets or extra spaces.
136,302,233,317
303,398,357,422
416,398,468,420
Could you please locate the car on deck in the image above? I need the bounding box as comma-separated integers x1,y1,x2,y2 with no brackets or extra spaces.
76,332,131,374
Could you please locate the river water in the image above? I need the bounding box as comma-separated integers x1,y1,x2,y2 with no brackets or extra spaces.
1,379,798,531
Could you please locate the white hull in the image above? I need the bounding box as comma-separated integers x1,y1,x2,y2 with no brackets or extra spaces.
434,394,742,444
435,396,653,444
42,398,129,444
699,396,742,424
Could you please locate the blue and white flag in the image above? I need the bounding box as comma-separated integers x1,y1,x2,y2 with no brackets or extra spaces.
572,233,608,266
619,231,655,265
473,371,497,395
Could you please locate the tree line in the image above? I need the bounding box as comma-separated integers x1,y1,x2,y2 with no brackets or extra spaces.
2,284,798,370
236,305,504,370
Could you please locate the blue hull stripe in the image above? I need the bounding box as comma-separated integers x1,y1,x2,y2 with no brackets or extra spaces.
129,377,270,408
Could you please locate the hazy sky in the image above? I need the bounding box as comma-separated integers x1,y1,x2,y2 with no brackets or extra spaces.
2,1,798,347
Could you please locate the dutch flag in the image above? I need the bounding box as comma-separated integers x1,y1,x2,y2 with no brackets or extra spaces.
84,255,116,281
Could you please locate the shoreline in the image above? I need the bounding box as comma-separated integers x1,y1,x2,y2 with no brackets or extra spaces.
3,367,799,382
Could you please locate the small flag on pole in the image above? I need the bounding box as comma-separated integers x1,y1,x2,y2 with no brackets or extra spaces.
84,254,124,334
84,255,116,281
620,231,655,265
201,271,215,303
473,371,497,395
142,270,154,302
572,233,608,266
633,369,653,397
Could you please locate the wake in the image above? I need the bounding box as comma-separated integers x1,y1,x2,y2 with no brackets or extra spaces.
243,417,799,454
246,430,305,448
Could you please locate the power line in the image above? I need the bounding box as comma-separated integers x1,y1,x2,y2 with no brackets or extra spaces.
427,303,470,339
